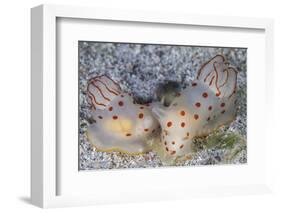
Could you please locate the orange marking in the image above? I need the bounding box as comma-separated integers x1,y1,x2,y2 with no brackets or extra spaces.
138,113,144,119
195,102,201,107
126,133,132,136
93,79,119,96
186,132,190,137
180,111,186,116
194,114,199,120
144,128,149,132
171,151,176,155
172,141,175,145
108,106,113,111
181,122,186,127
196,55,225,80
192,82,197,87
101,75,121,90
167,121,172,127
204,70,213,82
180,144,184,149
91,83,111,102
91,105,96,111
209,75,215,86
208,106,212,111
87,87,106,107
202,92,208,98
118,101,124,106
212,61,222,97
112,115,118,120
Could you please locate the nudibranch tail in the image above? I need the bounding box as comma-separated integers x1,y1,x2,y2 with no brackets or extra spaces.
196,55,237,99
87,75,121,110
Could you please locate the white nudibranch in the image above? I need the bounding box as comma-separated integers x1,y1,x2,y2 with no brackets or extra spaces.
86,75,159,154
152,55,238,157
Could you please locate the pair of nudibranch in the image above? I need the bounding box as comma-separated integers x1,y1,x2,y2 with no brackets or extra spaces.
86,55,238,157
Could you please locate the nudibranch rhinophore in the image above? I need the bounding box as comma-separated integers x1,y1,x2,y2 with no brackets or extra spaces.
152,55,238,157
86,75,159,154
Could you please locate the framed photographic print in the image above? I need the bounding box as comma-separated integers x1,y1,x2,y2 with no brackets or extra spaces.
31,4,274,208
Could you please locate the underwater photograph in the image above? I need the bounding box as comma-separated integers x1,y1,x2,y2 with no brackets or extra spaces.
79,41,247,170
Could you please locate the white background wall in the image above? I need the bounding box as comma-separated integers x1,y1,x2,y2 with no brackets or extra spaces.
0,0,280,212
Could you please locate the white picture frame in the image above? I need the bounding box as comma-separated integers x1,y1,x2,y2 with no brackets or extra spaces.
31,4,274,208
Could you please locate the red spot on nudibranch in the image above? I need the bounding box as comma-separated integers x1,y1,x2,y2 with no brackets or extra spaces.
180,111,186,116
221,103,225,107
194,114,199,120
172,141,175,145
221,110,226,114
98,116,103,119
216,92,220,96
118,101,124,106
186,132,190,137
126,133,131,136
202,92,208,98
192,82,197,87
195,102,201,107
181,122,186,127
167,121,172,127
171,151,176,155
180,144,184,149
112,115,118,120
207,117,210,121
166,147,169,152
108,106,113,111
208,106,212,111
138,113,144,119
140,106,144,109
164,141,167,145
144,128,149,132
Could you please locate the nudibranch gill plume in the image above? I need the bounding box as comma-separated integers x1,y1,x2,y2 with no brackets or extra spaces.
152,55,238,157
86,75,159,154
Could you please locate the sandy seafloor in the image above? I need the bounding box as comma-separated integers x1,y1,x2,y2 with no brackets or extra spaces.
79,42,247,170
